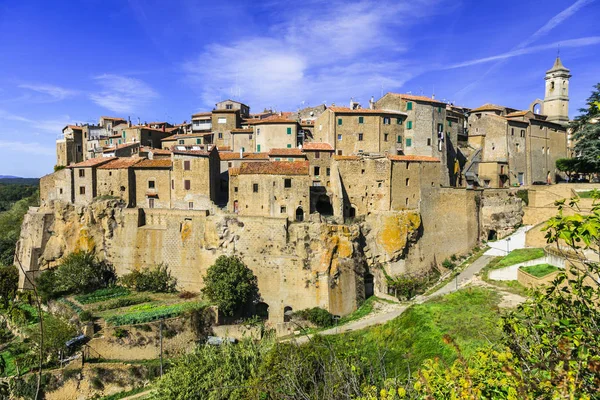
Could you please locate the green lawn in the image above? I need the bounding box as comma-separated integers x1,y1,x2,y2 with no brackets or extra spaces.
487,248,545,270
322,287,503,379
521,263,560,278
576,190,598,199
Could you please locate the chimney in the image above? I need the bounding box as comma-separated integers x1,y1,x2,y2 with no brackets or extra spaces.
137,117,141,125
432,93,435,100
128,116,132,127
369,96,375,110
162,125,165,132
240,148,243,158
350,97,354,108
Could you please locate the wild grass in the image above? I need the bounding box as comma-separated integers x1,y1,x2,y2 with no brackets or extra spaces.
104,301,206,326
322,287,503,379
487,248,545,270
521,263,560,278
74,287,130,304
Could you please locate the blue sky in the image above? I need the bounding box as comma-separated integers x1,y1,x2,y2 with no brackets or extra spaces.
0,0,599,177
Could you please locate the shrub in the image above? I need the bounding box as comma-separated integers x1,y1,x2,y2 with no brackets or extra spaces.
119,264,177,293
516,189,529,206
79,310,93,322
442,258,456,270
0,265,18,308
113,328,128,338
201,256,260,316
36,251,116,301
105,302,205,326
75,287,130,304
178,291,197,299
293,307,335,327
388,269,440,300
93,296,151,312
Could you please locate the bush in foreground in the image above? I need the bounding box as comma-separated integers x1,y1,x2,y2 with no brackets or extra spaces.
119,263,177,293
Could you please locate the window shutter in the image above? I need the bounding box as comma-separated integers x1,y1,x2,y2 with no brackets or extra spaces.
287,144,292,148
358,116,364,124
407,102,413,111
338,118,342,125
287,127,292,135
257,144,261,152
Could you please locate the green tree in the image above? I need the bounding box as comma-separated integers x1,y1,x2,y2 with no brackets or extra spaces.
119,263,177,292
28,314,76,364
555,157,578,179
0,264,18,308
572,83,600,171
35,250,116,300
201,256,260,317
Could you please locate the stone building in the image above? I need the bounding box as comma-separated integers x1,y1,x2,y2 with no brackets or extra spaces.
70,157,114,205
268,148,307,162
302,142,335,190
230,128,254,152
248,117,299,153
139,147,172,160
211,100,250,148
57,125,84,167
529,57,571,125
39,168,73,204
312,107,406,156
228,161,310,220
191,112,212,133
375,93,451,185
96,158,141,207
217,152,269,205
102,142,140,158
132,159,172,209
170,148,220,210
161,133,209,149
465,105,567,187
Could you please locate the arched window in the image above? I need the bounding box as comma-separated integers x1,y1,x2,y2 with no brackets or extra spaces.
295,207,304,222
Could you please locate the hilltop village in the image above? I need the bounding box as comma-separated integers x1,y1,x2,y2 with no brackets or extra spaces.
17,57,572,323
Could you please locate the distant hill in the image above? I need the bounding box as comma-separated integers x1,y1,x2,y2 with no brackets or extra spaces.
0,176,39,185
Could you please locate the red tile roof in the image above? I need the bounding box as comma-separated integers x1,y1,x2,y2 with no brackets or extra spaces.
329,107,406,115
505,111,530,117
333,155,361,161
229,167,241,176
101,116,126,121
192,112,212,117
302,142,334,151
98,157,142,169
388,155,440,163
216,146,231,151
220,152,270,161
103,142,139,153
471,104,506,113
243,153,270,160
268,148,304,157
133,159,172,168
238,161,309,175
141,147,172,155
231,128,254,133
384,93,446,105
70,157,115,168
64,125,83,131
162,133,207,141
172,149,212,157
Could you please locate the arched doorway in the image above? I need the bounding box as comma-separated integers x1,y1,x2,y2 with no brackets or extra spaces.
316,195,333,216
283,306,293,322
348,206,356,218
295,207,304,222
255,302,269,320
364,273,374,298
487,230,497,241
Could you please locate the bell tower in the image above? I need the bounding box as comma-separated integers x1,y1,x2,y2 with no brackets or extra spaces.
543,56,571,124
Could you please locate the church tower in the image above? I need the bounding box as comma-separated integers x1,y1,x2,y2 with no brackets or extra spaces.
543,56,571,124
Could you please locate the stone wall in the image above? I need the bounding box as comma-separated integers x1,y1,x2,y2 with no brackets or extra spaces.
480,189,524,240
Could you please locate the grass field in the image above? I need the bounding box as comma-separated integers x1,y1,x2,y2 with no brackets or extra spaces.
521,263,560,278
323,287,503,379
488,248,545,270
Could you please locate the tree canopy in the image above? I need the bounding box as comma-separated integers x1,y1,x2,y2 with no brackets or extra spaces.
571,83,600,170
201,256,260,317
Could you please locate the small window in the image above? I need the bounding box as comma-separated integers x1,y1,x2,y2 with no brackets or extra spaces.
234,186,238,192
196,138,201,144
326,168,330,176
521,130,525,137
338,134,342,141
397,135,402,143
257,128,260,135
511,128,514,136
337,150,342,155
109,171,112,176
189,202,194,209
171,179,174,189
437,106,442,113
287,127,292,135
405,178,410,186
448,120,452,127
228,162,232,168
384,133,389,142
314,166,320,176
78,169,85,177
257,144,261,152
184,160,191,170
337,118,342,126
148,180,155,189
253,183,259,193
280,206,287,213
383,117,390,125
358,133,363,141
407,121,413,130
218,132,223,139
358,116,364,124
59,188,63,194
287,144,292,148
397,118,402,125
406,138,412,147
179,139,185,145
407,102,413,111
437,123,443,132
148,198,155,208
184,180,191,190
217,117,226,124
249,134,252,140
427,138,431,146
284,178,292,188
226,104,233,109
315,151,320,159
79,186,85,195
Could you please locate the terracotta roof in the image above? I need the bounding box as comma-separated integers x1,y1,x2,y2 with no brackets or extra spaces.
103,142,139,153
245,116,296,125
329,107,406,116
388,155,440,163
98,157,142,169
505,111,530,117
243,153,269,160
302,142,334,151
147,121,168,125
231,128,254,133
229,167,240,176
165,127,180,133
133,159,172,168
471,104,506,113
141,147,172,155
384,93,446,105
300,120,315,125
268,148,304,157
128,125,170,132
212,109,238,114
333,155,361,161
63,125,83,131
192,112,212,118
216,146,231,151
70,157,114,168
238,161,309,175
101,116,126,121
172,149,212,157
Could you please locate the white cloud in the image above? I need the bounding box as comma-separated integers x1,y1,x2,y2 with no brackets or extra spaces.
19,83,79,101
0,140,55,156
184,0,441,110
0,109,81,133
447,37,600,69
90,74,159,114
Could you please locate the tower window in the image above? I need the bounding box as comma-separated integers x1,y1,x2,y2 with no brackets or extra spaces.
551,81,555,90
